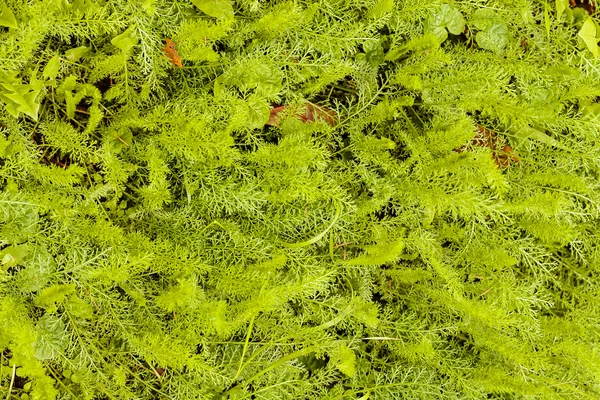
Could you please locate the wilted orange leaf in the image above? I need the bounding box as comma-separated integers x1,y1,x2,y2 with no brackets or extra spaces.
163,38,182,68
267,103,337,127
455,126,519,169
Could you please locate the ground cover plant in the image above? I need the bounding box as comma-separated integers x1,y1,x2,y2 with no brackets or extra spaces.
1,0,600,398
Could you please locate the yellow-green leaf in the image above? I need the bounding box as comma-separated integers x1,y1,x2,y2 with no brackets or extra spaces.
578,18,599,58
0,4,17,28
336,344,356,377
111,26,138,52
556,0,569,18
65,46,89,62
190,0,234,20
43,56,61,80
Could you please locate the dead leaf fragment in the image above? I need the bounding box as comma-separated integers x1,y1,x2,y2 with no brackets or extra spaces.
267,103,337,127
163,38,182,68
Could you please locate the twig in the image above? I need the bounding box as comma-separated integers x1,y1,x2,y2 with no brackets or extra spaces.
334,241,353,249
6,364,15,400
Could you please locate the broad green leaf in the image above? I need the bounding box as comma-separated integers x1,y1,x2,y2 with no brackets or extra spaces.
472,9,509,52
15,257,53,293
65,295,94,319
0,4,17,28
511,125,570,151
425,5,465,42
107,127,133,152
33,315,69,360
43,56,61,80
578,18,599,58
65,46,89,62
0,83,41,120
191,0,234,20
556,0,569,18
476,23,509,52
238,95,270,130
111,26,138,52
72,0,94,13
471,8,497,30
0,244,29,270
363,40,385,67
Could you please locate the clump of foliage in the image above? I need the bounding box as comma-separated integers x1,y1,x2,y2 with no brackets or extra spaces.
1,0,600,399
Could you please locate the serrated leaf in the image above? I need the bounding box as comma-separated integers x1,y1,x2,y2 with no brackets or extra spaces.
476,23,509,52
578,18,599,58
43,56,61,80
0,4,18,28
243,96,270,130
0,244,29,270
190,0,234,20
111,26,138,52
472,8,497,31
65,90,76,119
33,315,69,360
0,82,41,120
65,295,94,319
345,237,405,266
34,284,76,309
367,0,394,20
107,127,133,152
363,40,385,67
336,345,356,377
425,5,465,42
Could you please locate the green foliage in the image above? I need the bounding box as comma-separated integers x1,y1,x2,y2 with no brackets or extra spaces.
1,0,600,399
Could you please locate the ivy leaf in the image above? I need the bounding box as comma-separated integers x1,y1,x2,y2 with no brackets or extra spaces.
111,26,138,52
0,4,18,28
425,5,465,42
43,56,61,80
33,315,69,361
190,0,234,20
578,18,599,58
